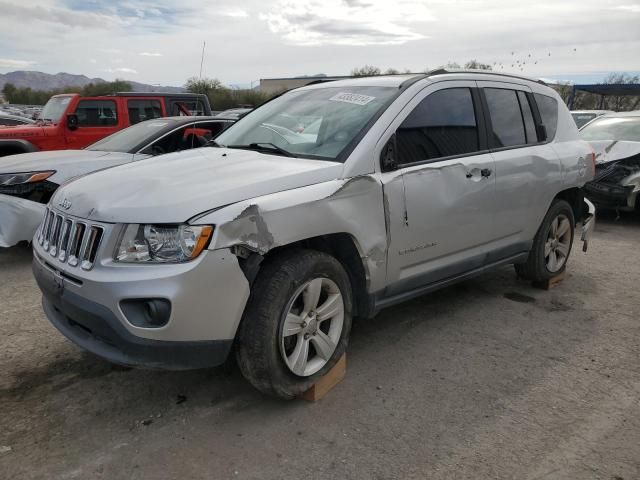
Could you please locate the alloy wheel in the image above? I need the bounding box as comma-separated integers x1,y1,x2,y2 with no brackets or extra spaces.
279,277,344,377
545,213,572,273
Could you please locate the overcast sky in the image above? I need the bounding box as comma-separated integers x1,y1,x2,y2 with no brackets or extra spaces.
1,0,639,87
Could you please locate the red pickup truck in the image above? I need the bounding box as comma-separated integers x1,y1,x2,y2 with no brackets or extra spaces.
0,92,212,157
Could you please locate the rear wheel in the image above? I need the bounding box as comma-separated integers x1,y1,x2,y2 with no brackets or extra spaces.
515,200,575,282
235,249,352,398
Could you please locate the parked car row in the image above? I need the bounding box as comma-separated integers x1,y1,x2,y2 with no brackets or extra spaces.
0,115,235,247
11,70,598,398
0,110,35,126
0,104,41,120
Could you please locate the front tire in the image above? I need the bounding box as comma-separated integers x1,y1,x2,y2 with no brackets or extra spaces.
515,200,575,282
235,249,353,399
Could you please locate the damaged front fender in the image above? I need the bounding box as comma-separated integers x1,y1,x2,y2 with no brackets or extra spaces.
194,175,389,293
0,194,46,247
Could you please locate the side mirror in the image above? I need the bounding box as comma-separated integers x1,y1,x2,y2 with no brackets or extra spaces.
67,114,78,131
380,135,397,172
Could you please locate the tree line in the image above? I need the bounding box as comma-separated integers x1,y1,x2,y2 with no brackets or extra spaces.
184,77,273,110
552,73,640,111
1,80,132,105
3,69,638,112
350,63,639,111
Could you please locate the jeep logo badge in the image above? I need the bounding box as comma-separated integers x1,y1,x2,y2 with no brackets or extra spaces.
59,198,72,210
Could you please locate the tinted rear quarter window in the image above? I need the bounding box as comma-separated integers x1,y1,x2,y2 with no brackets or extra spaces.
484,88,526,147
534,93,558,140
517,91,538,144
128,99,162,125
396,87,480,164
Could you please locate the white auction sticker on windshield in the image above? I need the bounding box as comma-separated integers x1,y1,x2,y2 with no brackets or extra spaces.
329,92,376,106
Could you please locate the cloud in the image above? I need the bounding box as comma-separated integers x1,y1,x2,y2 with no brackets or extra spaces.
260,0,433,46
0,1,125,29
139,52,163,57
218,8,248,18
105,67,138,74
613,4,640,12
0,58,36,69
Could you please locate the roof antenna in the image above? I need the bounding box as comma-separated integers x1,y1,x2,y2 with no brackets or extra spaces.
199,41,206,79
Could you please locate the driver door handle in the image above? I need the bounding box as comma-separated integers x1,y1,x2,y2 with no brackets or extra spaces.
481,168,493,177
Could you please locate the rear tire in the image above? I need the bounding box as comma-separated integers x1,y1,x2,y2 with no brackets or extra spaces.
515,200,575,282
235,249,353,399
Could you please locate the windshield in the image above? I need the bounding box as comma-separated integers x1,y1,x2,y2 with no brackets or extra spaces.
579,116,640,142
215,86,397,161
572,112,597,129
87,119,175,152
40,96,73,122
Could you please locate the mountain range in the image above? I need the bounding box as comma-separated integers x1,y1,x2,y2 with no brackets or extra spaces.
0,71,185,93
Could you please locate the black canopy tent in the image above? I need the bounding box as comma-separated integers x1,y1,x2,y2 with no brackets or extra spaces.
567,83,640,109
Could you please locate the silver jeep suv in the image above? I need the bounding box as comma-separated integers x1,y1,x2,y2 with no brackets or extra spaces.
32,71,596,398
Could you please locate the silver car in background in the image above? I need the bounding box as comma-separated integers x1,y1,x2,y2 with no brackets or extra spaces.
32,71,596,398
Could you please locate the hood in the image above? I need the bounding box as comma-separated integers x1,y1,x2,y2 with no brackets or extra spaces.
0,149,136,184
51,148,344,223
0,123,45,137
589,140,640,165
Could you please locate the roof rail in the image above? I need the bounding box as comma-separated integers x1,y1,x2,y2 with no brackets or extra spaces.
399,74,429,89
303,78,339,87
425,68,548,86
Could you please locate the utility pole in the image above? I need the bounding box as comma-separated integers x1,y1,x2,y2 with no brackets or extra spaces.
199,41,206,79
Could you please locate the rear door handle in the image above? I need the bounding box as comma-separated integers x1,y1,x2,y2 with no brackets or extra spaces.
481,168,492,177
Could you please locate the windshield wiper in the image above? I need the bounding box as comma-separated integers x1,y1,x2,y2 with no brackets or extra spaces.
227,142,297,158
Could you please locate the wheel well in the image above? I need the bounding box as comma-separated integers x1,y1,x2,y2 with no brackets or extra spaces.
262,234,372,318
554,187,585,222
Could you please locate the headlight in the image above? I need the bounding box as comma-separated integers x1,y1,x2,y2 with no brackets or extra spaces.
0,171,55,186
115,224,214,263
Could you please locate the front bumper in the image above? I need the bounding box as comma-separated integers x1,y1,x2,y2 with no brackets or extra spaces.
584,181,633,209
581,198,596,253
33,242,250,370
0,193,45,247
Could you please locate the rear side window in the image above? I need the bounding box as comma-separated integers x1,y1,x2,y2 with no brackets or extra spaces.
170,99,206,116
128,99,162,125
396,88,480,164
484,88,526,147
534,93,558,140
517,91,538,144
76,100,118,127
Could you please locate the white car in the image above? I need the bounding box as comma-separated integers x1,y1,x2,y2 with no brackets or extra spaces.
0,116,233,247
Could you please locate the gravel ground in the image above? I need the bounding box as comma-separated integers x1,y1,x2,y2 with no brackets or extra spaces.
1,212,639,480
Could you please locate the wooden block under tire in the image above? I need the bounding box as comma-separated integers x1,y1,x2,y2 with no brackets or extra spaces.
300,354,346,402
532,270,566,290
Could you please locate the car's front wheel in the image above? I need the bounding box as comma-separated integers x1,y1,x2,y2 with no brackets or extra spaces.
515,199,575,282
235,249,353,398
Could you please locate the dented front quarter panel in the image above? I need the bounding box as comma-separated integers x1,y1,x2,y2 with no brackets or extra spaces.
196,175,389,292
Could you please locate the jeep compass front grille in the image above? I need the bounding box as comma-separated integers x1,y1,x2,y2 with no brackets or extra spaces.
37,208,104,270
